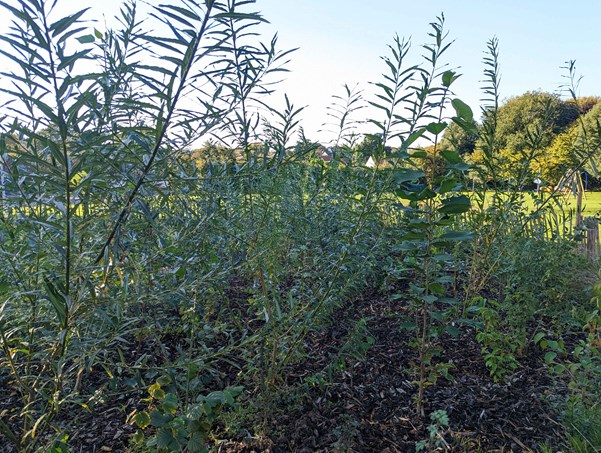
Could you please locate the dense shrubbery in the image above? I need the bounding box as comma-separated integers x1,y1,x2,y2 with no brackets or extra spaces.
0,1,600,452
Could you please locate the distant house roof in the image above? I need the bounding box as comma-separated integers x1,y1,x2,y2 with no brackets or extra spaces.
316,145,332,162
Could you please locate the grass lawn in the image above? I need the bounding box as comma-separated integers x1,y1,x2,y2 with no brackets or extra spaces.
564,191,601,216
476,191,601,218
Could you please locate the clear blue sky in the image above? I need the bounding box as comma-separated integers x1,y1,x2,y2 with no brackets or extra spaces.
254,0,601,142
1,0,600,144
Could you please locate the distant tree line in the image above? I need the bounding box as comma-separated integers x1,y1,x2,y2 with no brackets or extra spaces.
185,91,601,188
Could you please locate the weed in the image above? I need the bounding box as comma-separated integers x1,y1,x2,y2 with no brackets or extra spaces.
416,409,450,452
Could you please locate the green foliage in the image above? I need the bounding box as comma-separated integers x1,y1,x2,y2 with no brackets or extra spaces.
380,15,475,415
415,409,450,452
355,133,390,164
322,83,365,150
498,237,592,322
472,297,522,382
0,0,290,450
325,317,374,381
536,126,580,184
493,91,573,153
534,274,601,452
470,91,573,186
130,380,243,452
577,102,601,175
0,1,599,450
440,120,478,155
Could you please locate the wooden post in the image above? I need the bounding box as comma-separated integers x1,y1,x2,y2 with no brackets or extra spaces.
576,186,583,227
585,217,600,260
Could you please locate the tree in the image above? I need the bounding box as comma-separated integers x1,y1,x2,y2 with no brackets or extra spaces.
576,101,601,174
533,127,579,184
570,96,601,116
470,91,587,185
493,91,573,154
354,133,391,164
440,120,478,155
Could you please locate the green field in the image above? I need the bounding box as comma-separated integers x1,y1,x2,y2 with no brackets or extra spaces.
477,191,601,218
557,191,601,216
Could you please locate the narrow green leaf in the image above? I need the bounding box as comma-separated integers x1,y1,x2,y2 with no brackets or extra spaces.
44,277,67,327
76,34,95,44
214,12,268,23
50,9,90,37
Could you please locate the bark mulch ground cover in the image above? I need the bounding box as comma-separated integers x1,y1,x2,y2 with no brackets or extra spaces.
220,294,566,452
1,291,567,452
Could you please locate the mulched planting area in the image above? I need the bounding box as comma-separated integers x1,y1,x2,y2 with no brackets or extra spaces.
220,294,566,452
1,291,567,452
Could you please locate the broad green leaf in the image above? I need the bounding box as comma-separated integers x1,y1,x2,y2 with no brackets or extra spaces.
448,162,471,171
428,282,445,296
187,433,206,453
410,150,428,158
394,168,424,183
439,297,459,305
452,117,478,135
438,195,471,214
445,325,461,337
394,189,417,201
442,70,459,87
451,98,474,122
400,322,417,331
150,411,172,427
155,428,176,449
134,411,151,429
456,318,483,329
438,177,461,194
421,295,438,304
533,332,545,344
392,241,424,252
132,430,144,444
544,351,557,363
149,383,166,400
162,394,178,414
417,187,437,200
429,310,445,321
403,231,427,240
425,121,447,135
438,230,476,241
440,149,463,164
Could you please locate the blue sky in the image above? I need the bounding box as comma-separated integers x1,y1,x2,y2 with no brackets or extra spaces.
255,0,601,142
1,0,600,145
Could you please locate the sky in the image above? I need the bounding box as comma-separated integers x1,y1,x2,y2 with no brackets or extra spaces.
254,0,601,143
1,0,600,145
